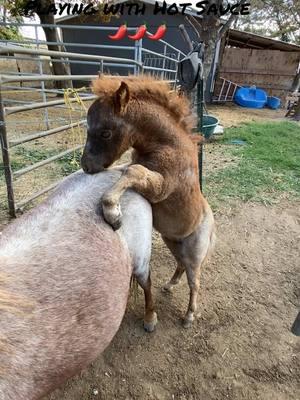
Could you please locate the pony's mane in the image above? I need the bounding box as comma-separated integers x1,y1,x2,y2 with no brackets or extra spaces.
92,75,196,131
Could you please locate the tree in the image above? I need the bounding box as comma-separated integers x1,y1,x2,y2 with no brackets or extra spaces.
3,1,109,89
3,0,70,88
185,0,249,100
236,1,300,44
0,2,23,40
0,19,23,41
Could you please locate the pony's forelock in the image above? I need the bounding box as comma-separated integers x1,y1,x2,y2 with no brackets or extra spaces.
91,75,195,132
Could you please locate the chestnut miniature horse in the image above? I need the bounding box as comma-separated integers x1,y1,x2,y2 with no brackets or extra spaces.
81,75,215,328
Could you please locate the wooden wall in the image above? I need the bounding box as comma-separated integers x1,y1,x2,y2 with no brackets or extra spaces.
214,48,300,103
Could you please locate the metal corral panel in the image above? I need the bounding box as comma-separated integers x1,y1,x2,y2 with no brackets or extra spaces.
60,10,195,77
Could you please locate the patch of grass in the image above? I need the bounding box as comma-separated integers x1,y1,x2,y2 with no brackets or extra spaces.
57,150,82,175
4,146,82,176
0,147,52,180
206,121,300,207
13,146,57,163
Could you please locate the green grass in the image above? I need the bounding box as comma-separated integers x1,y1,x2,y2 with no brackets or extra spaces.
56,150,82,175
0,146,82,179
206,121,300,207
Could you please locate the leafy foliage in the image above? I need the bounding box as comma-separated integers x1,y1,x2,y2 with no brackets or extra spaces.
3,0,33,17
0,25,22,40
0,1,23,40
236,0,300,44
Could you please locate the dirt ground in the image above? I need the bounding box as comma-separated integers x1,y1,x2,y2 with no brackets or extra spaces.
1,96,299,399
46,201,299,400
206,103,286,128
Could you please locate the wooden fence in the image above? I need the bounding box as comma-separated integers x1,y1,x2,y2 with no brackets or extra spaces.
214,48,300,102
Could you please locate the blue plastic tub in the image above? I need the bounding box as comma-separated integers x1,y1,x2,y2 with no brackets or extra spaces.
234,86,267,109
267,96,281,109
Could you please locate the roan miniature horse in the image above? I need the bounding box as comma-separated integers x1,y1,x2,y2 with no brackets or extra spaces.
0,170,154,400
81,75,215,328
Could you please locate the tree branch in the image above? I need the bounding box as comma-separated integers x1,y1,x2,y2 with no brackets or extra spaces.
218,0,248,39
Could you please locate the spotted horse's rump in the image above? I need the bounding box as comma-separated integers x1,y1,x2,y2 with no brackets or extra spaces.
0,170,154,400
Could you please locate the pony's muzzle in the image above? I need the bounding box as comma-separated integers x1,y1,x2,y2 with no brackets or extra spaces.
81,153,106,174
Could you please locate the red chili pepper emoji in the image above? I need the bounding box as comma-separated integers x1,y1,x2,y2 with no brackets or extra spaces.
108,24,127,40
147,24,167,40
128,24,147,40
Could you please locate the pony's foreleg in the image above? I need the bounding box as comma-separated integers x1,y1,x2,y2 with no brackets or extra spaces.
110,163,130,172
102,164,165,230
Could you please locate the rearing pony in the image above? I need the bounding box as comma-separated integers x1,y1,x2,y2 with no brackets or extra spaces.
81,75,215,328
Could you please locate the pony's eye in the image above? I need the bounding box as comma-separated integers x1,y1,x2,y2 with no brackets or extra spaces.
101,130,112,139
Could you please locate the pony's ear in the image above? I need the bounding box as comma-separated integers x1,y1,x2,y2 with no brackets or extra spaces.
114,81,130,114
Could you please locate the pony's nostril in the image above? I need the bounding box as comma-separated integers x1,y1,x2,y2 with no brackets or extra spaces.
82,164,90,174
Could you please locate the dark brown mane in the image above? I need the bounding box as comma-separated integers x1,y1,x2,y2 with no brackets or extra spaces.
92,75,195,131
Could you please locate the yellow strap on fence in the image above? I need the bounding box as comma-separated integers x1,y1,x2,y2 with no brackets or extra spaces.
63,88,88,168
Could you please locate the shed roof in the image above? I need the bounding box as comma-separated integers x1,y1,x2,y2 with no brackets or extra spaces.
226,29,300,52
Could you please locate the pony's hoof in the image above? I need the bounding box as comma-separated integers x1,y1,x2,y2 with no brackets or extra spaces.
162,282,174,293
102,203,122,231
161,283,174,294
182,315,194,329
111,219,122,231
144,313,158,333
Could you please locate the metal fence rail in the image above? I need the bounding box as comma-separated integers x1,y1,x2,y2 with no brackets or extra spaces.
0,73,93,217
0,22,184,76
9,120,86,147
0,42,143,216
0,44,143,67
0,23,185,217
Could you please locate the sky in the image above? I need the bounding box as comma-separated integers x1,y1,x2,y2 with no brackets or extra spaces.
21,16,43,39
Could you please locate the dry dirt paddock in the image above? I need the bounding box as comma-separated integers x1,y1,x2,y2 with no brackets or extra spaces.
46,201,300,400
1,99,299,400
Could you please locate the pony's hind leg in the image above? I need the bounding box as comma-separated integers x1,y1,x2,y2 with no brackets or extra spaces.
162,264,185,292
163,209,215,328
